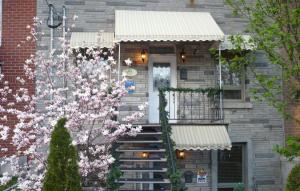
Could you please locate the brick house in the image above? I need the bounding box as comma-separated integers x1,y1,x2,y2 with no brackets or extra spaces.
0,0,36,157
0,0,294,191
36,1,284,191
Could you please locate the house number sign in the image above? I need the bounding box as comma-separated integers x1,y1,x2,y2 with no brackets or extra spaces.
196,168,208,183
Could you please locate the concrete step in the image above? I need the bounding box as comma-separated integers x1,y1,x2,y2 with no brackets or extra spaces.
119,157,167,162
117,140,163,143
116,148,166,152
136,132,162,135
120,167,168,172
117,178,170,184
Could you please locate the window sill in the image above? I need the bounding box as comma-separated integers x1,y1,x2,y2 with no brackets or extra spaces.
223,100,253,109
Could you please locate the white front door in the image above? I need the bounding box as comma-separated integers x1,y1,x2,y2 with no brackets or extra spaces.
148,54,177,123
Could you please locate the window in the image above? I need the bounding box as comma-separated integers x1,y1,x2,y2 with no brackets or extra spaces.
221,52,246,100
218,143,246,191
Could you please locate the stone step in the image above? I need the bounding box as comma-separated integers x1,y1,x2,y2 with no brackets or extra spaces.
136,132,162,135
120,167,168,172
119,190,169,191
119,157,167,162
116,148,166,152
117,140,163,143
117,178,170,184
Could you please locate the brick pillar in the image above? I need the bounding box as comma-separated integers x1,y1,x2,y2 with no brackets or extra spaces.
0,0,36,157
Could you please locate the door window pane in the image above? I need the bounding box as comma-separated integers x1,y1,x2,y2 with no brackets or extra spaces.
153,63,170,91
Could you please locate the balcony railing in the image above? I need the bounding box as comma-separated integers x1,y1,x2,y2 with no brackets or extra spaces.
159,87,223,123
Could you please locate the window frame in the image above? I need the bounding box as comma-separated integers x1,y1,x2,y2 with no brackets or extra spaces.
222,67,246,101
221,51,247,101
217,143,247,190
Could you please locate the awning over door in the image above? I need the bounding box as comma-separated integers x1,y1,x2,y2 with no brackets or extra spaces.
171,125,232,150
70,32,115,48
115,10,224,42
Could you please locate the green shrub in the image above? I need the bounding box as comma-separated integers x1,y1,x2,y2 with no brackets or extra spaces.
233,183,244,191
0,176,17,191
286,162,300,191
43,118,82,191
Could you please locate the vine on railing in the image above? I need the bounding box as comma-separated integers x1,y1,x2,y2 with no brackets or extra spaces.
159,87,222,191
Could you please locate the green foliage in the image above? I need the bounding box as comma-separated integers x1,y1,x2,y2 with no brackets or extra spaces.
274,136,300,161
286,163,300,191
233,183,244,191
106,165,122,191
159,88,213,191
43,118,82,191
0,176,18,191
224,0,300,160
223,0,300,122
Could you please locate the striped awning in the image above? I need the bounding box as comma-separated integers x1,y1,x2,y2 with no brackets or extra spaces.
70,32,115,48
115,10,224,42
171,125,231,150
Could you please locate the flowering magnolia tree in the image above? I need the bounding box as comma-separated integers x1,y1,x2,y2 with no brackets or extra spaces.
0,17,145,190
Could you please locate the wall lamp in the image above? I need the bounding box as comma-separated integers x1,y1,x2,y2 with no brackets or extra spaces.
141,49,146,63
180,49,186,63
176,150,185,159
141,152,149,158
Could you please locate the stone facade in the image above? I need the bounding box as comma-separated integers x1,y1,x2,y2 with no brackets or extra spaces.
36,1,284,191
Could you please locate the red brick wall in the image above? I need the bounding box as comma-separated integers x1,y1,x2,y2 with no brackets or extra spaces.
285,103,300,137
0,0,36,157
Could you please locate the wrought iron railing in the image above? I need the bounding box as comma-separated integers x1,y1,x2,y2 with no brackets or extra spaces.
160,87,223,123
158,87,223,190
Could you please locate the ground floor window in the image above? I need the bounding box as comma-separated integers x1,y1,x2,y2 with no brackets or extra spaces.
218,143,245,191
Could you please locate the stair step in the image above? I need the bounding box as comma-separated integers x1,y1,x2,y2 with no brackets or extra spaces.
117,140,163,143
138,124,161,128
119,157,167,162
118,178,170,184
120,167,167,172
119,190,169,191
117,148,166,152
137,132,162,135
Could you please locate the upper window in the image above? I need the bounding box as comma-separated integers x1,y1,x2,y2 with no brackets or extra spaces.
221,52,246,100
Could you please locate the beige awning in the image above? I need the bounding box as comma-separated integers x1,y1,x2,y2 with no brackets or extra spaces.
70,32,115,48
220,35,255,50
171,125,231,150
115,10,224,42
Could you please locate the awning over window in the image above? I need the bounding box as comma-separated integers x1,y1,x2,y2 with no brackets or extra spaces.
70,32,115,48
171,125,232,150
220,35,255,50
115,10,224,42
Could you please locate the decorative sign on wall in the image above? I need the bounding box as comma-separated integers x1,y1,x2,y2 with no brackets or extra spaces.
125,80,136,94
196,168,208,183
122,68,137,77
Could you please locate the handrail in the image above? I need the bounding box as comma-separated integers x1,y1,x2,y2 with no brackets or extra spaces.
158,87,222,191
161,87,223,123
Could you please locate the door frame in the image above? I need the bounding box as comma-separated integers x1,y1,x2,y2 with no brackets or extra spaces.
148,54,177,123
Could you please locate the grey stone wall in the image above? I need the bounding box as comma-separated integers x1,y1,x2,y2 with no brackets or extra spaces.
177,150,212,191
37,1,284,191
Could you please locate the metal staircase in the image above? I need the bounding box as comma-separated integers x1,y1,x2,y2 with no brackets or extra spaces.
116,125,171,191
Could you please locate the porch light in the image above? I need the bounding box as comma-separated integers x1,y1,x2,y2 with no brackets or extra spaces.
180,49,186,63
176,150,185,159
141,49,146,63
141,152,149,158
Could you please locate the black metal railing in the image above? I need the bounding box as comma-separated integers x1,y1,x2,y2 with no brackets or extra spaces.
158,87,223,190
160,87,223,123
